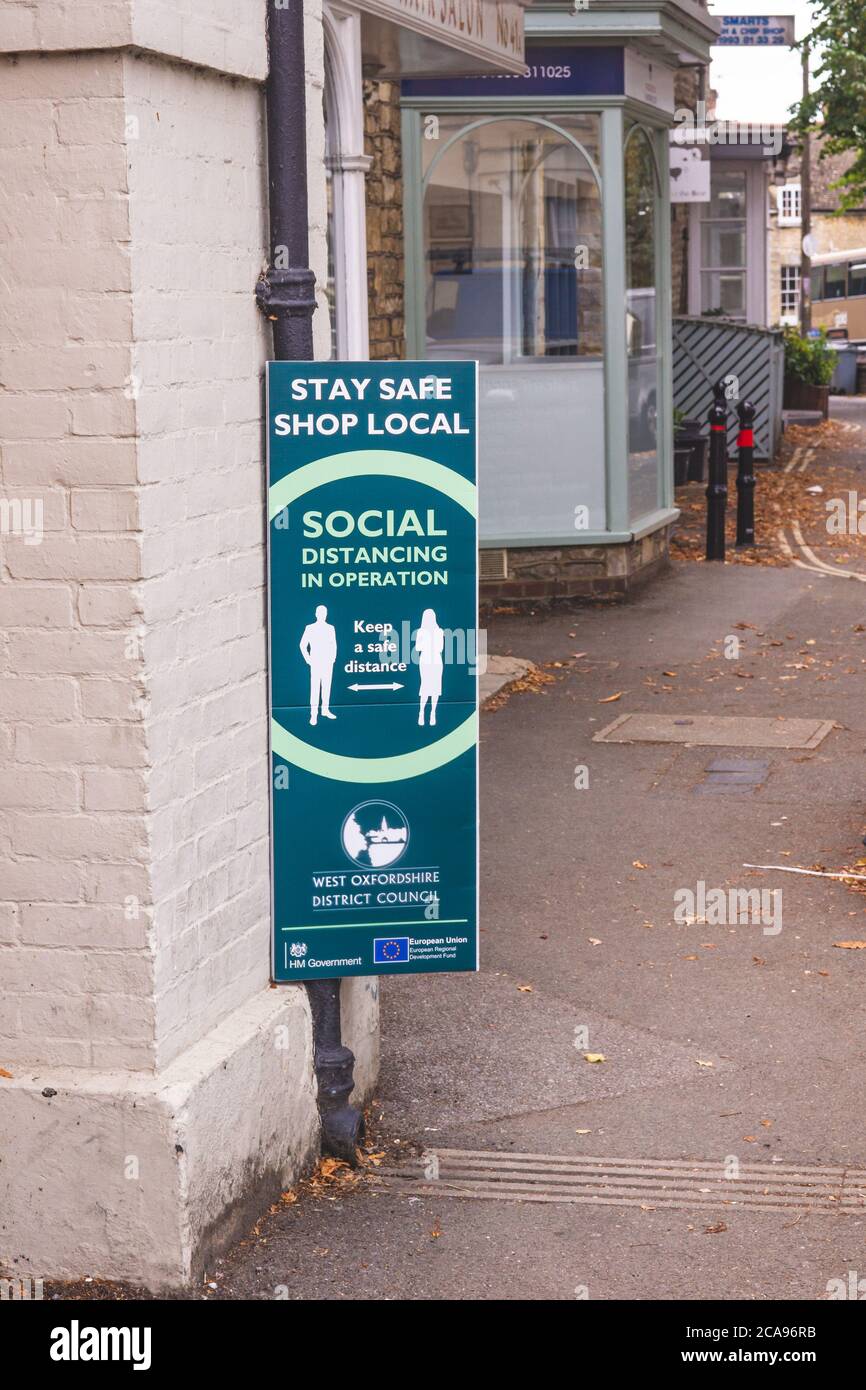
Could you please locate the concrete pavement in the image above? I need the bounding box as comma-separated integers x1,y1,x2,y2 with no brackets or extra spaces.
203,550,866,1301
55,399,866,1301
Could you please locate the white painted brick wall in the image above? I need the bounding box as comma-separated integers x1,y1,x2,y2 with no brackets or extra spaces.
126,46,273,1063
0,0,267,81
0,53,154,1072
1,5,352,1084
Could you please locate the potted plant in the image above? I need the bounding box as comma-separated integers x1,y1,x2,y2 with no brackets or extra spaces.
782,327,836,417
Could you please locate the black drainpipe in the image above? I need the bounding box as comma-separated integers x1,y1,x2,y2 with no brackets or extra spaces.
257,0,365,1163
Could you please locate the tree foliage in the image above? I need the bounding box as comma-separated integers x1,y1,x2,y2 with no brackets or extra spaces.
782,327,837,386
792,0,866,210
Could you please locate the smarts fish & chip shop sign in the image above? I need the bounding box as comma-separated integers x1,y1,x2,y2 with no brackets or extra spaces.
715,16,795,46
267,363,479,981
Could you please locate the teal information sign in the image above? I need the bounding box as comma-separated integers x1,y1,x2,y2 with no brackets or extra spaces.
267,361,479,980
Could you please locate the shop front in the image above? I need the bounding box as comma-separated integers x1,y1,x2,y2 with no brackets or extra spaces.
401,4,718,598
323,0,531,360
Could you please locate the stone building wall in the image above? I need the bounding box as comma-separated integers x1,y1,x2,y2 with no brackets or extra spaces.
670,67,702,317
363,79,405,360
768,142,866,325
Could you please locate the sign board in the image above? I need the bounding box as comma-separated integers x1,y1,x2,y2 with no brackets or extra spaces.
267,362,479,981
403,45,626,98
624,49,676,115
404,43,674,111
715,15,795,46
670,145,711,203
357,0,528,73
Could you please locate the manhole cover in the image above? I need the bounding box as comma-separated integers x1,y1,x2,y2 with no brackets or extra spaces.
594,713,834,750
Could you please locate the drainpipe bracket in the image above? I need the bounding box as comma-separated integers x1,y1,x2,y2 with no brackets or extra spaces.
256,266,318,321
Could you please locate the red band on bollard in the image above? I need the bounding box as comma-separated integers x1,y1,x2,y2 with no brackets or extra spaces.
710,425,726,433
737,428,754,447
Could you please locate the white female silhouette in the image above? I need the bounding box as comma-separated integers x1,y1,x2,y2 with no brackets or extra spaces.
415,608,444,727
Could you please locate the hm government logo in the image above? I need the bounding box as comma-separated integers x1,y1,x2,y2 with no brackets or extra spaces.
289,941,308,959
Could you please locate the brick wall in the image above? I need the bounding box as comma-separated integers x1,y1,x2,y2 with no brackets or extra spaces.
124,55,273,1068
0,52,153,1070
0,3,334,1074
363,80,405,360
0,1,380,1287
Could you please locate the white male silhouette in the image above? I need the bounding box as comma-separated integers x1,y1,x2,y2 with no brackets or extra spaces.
299,605,337,726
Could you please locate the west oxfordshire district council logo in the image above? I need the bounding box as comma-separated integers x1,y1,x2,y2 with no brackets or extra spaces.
342,800,409,868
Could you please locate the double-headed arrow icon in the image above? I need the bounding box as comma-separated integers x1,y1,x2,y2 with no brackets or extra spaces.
348,682,404,691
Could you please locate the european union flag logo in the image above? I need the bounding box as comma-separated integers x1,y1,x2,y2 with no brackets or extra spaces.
374,937,410,964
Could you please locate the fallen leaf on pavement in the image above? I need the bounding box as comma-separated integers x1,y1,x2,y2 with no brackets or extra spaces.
695,1059,714,1068
832,941,866,950
599,691,623,703
632,860,648,869
583,1053,606,1064
588,937,602,946
0,1068,12,1079
704,1222,728,1234
319,1158,350,1179
517,983,534,991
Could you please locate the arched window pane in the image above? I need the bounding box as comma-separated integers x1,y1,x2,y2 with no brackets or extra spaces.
421,115,607,541
423,117,602,363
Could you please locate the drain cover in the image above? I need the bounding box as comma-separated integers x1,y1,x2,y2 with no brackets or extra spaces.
383,1148,866,1215
696,757,770,795
594,713,834,750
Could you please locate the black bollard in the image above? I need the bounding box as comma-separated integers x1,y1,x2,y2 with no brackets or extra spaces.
706,381,728,562
735,400,757,548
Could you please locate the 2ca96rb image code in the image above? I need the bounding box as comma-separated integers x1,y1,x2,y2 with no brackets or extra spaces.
755,1327,817,1338
686,1327,816,1341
